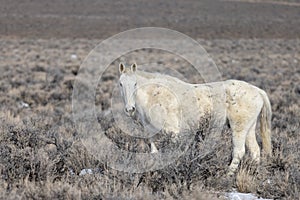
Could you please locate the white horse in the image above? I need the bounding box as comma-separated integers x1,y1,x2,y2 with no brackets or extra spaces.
118,63,272,174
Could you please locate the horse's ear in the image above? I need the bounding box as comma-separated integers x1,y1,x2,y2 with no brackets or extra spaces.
119,63,125,73
131,63,137,72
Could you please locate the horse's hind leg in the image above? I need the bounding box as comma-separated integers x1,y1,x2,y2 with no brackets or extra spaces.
228,128,247,175
227,112,258,175
246,121,260,162
228,118,260,175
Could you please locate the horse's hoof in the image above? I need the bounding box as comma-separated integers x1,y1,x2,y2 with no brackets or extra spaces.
227,170,235,177
150,142,158,153
151,149,158,153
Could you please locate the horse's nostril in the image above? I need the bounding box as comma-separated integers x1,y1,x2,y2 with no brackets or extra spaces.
132,107,136,112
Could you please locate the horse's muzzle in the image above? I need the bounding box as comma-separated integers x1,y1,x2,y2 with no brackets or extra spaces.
125,106,136,116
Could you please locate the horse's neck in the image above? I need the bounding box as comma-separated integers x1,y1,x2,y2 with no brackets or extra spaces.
135,72,151,99
135,71,148,82
135,72,157,110
135,71,157,87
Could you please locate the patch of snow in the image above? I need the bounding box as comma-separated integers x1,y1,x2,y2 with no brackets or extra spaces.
79,168,93,176
79,168,103,176
226,192,272,200
68,168,103,176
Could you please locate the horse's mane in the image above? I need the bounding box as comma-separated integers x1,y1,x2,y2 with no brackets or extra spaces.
136,70,188,85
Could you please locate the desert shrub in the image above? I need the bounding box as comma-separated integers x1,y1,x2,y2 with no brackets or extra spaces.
1,39,299,199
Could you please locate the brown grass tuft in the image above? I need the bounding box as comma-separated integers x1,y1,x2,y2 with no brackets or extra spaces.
236,159,258,193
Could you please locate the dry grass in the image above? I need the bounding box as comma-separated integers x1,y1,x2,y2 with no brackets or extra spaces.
236,159,258,193
0,39,299,199
1,108,298,199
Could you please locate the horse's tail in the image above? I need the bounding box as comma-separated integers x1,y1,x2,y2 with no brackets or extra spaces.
259,89,272,156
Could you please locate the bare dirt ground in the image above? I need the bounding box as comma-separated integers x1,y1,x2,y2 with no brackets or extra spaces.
0,0,300,39
0,0,299,199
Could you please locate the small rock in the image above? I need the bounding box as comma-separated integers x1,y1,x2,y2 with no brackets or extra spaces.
45,144,57,153
20,101,29,108
33,72,47,82
71,54,77,59
69,168,75,176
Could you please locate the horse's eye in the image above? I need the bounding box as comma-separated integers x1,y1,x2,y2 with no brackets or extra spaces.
134,83,137,87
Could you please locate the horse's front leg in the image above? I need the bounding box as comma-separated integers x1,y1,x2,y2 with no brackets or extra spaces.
135,106,159,153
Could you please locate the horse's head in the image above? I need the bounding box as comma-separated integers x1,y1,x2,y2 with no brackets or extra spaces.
118,63,138,117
